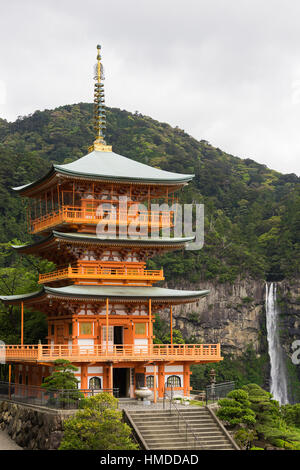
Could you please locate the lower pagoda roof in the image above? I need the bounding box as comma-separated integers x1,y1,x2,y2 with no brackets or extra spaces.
12,231,195,255
0,285,209,305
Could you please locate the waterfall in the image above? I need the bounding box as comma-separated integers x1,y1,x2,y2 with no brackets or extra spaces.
265,282,288,405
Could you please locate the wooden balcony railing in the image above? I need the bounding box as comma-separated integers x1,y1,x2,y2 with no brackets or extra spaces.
3,343,222,363
38,265,164,284
29,206,174,234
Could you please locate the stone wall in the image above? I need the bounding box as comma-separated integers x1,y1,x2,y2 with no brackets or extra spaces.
0,400,75,449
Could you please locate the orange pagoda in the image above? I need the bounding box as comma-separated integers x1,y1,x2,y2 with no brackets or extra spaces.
0,46,222,400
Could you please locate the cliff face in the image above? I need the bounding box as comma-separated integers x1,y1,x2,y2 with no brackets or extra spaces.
162,278,300,357
162,278,266,355
276,279,300,352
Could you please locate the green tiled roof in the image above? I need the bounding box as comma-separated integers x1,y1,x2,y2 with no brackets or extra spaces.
0,285,209,303
11,231,195,252
13,150,194,193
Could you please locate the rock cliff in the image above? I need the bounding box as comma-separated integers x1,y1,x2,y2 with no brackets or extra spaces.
162,277,300,357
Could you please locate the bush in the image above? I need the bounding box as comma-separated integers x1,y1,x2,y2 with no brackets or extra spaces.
219,383,300,450
242,383,280,425
79,392,118,411
217,398,236,407
281,404,300,428
59,393,138,450
234,429,257,450
227,389,251,407
216,388,256,427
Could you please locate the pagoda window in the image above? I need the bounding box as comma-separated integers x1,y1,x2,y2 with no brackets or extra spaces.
166,376,181,387
18,374,23,385
80,322,93,336
135,323,146,336
89,377,101,390
68,323,72,336
146,375,154,388
102,326,113,342
51,325,55,336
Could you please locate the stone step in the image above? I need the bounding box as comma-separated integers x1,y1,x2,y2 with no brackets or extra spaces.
129,409,209,415
144,435,230,443
141,430,225,438
128,411,210,417
132,418,214,425
136,424,221,432
151,444,234,450
125,406,237,451
129,412,214,421
129,412,211,418
135,423,220,430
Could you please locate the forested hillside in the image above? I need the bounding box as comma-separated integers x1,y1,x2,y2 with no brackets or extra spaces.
0,103,299,285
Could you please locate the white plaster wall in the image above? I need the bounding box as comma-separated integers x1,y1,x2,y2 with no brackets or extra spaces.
88,366,103,374
165,365,184,373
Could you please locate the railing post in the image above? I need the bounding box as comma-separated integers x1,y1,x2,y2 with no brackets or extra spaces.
37,343,42,360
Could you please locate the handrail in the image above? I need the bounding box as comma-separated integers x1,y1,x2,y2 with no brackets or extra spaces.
4,343,221,362
30,205,174,233
163,385,205,450
38,265,164,283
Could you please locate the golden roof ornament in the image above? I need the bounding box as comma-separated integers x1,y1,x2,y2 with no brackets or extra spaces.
89,44,112,153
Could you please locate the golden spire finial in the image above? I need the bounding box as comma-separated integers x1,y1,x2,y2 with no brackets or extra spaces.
89,44,112,153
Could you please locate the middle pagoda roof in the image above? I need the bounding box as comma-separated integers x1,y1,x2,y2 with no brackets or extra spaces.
12,231,195,256
13,149,194,196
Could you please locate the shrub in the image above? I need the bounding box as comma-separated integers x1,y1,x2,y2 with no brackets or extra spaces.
59,393,138,450
234,429,257,450
281,403,300,428
217,388,256,427
79,392,118,411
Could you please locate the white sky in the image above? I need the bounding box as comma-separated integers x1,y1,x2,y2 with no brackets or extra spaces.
0,0,300,175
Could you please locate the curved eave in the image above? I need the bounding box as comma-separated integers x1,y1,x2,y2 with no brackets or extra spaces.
53,166,194,185
11,232,195,254
12,167,56,195
0,290,44,304
45,286,210,303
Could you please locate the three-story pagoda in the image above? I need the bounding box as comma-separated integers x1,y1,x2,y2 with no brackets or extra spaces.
1,46,222,400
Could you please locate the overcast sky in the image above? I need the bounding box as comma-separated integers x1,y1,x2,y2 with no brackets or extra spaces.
0,0,300,175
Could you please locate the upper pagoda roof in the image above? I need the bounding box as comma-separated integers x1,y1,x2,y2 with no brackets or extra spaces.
0,285,209,305
13,150,194,195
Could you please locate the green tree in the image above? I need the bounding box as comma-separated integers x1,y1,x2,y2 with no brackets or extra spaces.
41,359,83,408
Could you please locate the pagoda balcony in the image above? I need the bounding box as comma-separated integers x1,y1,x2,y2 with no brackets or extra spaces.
38,263,164,285
3,343,222,363
29,205,174,234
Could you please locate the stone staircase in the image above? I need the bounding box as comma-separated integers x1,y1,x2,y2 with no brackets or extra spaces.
125,406,238,450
